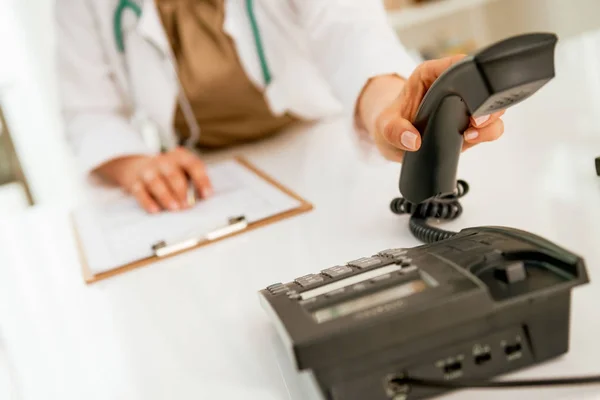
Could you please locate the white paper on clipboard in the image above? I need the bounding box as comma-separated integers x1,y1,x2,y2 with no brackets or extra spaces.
72,159,302,275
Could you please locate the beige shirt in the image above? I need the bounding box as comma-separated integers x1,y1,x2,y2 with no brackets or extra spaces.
156,0,298,148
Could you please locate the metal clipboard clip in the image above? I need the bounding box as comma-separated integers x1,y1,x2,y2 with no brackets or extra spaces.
151,215,248,258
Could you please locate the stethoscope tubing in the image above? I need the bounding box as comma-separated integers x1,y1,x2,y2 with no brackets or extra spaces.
112,0,272,150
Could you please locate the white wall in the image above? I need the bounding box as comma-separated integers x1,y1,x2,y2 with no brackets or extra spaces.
484,0,600,44
0,0,82,208
10,0,59,107
395,0,600,54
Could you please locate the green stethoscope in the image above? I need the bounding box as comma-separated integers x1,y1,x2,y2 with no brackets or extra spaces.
113,0,272,85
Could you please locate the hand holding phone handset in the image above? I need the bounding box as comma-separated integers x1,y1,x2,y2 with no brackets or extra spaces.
392,32,559,243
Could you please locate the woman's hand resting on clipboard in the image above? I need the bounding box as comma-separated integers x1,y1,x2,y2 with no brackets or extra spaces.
94,147,213,213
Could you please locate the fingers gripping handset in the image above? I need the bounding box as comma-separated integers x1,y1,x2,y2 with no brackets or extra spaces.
399,33,558,204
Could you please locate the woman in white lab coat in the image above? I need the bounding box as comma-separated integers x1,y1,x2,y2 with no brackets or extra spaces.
56,0,505,213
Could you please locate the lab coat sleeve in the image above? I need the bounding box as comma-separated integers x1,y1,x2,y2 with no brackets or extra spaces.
55,0,154,175
291,0,418,114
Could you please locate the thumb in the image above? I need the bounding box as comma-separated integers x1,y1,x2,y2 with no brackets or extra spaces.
376,113,421,152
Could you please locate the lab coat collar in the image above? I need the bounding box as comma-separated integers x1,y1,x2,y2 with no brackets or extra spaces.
136,0,171,57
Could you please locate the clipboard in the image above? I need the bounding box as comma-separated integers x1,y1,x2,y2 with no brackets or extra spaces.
74,156,313,284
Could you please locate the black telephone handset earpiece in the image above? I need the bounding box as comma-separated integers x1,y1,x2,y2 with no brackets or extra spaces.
392,33,558,242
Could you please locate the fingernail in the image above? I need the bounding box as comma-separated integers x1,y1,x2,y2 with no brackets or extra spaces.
400,131,418,150
474,115,490,126
204,187,213,197
170,201,179,210
149,205,160,214
465,129,479,141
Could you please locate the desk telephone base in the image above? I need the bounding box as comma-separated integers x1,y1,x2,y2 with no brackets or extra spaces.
259,226,589,399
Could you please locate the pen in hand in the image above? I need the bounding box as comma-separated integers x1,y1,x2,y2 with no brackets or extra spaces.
186,181,197,207
116,147,213,213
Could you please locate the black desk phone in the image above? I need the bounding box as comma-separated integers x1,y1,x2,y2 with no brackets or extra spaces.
259,33,596,400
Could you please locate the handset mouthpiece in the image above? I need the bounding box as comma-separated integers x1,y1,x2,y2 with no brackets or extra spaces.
398,33,558,205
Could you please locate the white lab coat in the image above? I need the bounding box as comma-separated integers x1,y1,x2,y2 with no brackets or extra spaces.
56,0,417,174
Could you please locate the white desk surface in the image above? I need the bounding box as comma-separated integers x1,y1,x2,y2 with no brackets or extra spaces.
2,31,600,400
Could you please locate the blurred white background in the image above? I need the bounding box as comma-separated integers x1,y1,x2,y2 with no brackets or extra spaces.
0,0,80,212
1,0,600,398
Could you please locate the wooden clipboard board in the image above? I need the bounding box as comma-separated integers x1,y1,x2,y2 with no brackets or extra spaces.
75,156,313,284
